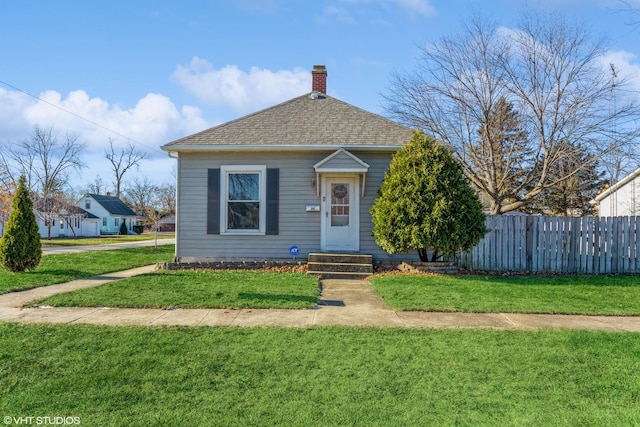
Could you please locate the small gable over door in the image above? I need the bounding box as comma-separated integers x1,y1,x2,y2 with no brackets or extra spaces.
313,149,370,197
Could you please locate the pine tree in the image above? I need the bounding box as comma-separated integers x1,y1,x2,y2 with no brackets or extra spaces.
120,219,128,235
370,131,487,261
0,175,42,272
472,97,532,213
527,145,605,216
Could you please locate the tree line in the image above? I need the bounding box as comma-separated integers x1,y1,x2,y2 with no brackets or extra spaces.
0,125,175,237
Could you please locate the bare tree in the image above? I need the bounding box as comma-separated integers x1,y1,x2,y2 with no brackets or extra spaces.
0,126,86,238
123,176,157,218
614,1,640,29
156,182,176,216
384,11,640,214
0,168,14,236
1,125,86,198
143,182,176,248
79,175,107,196
105,138,146,198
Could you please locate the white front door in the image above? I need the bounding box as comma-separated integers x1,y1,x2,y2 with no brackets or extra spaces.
321,175,359,252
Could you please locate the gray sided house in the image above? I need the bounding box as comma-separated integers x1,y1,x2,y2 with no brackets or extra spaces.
162,65,416,262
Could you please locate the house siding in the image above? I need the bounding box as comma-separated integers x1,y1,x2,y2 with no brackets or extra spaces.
81,195,136,234
175,150,419,262
598,174,640,217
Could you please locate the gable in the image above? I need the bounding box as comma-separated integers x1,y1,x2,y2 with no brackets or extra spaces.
314,149,370,173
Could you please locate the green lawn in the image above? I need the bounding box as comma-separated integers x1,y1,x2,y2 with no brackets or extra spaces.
1,324,639,426
0,246,174,294
40,234,174,246
370,273,640,315
29,270,319,309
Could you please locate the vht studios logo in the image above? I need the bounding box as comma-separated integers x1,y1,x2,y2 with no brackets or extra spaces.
4,416,81,425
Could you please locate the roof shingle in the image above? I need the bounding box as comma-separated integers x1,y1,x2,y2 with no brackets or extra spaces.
162,93,413,150
88,194,136,216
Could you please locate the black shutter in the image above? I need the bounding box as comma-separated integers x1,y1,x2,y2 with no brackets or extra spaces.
266,168,279,235
207,169,220,234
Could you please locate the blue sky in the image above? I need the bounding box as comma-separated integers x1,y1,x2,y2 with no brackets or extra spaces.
1,0,639,190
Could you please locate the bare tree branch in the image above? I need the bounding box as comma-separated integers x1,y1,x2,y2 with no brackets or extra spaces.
383,10,640,214
3,125,86,198
105,138,147,199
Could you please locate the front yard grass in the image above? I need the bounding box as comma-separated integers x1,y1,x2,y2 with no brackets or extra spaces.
29,270,319,309
0,246,174,294
370,273,640,315
40,233,174,246
2,323,640,426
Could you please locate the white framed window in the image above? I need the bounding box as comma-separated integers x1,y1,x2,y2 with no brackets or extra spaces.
115,218,120,227
221,165,266,234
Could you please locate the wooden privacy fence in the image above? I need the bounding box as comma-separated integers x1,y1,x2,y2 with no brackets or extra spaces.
458,215,640,274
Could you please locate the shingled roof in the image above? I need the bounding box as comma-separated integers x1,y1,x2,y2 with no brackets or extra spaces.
88,194,136,216
161,93,414,152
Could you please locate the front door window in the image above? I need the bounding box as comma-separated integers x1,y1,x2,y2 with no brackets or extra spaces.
322,176,359,251
330,183,350,227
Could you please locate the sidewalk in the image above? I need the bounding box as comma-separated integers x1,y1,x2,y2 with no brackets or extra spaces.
1,266,640,332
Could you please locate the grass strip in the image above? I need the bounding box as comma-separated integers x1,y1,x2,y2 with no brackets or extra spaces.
40,234,174,246
29,270,319,309
370,273,640,315
0,245,174,294
1,324,639,426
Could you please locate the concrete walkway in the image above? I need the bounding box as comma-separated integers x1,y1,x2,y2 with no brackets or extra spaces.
1,266,640,332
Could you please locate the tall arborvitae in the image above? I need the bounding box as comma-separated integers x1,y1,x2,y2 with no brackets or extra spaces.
0,175,42,272
371,131,487,262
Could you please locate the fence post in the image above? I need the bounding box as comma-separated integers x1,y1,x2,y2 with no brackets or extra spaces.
526,216,533,271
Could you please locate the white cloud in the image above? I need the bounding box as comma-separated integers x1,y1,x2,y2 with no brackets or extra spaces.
171,58,311,114
11,89,209,157
0,88,34,140
393,0,435,17
0,87,211,189
600,49,640,95
317,0,436,26
321,5,357,24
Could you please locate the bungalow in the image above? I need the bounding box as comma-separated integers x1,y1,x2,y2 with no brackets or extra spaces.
594,167,640,217
33,198,100,239
80,193,138,234
161,65,417,263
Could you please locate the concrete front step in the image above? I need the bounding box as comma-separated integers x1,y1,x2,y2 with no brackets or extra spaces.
307,262,373,273
307,253,373,280
313,271,373,280
308,253,372,264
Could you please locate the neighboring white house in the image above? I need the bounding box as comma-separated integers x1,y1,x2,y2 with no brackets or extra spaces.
594,167,640,217
34,199,100,239
80,193,138,234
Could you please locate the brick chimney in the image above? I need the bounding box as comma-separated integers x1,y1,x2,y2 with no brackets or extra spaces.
312,65,327,94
